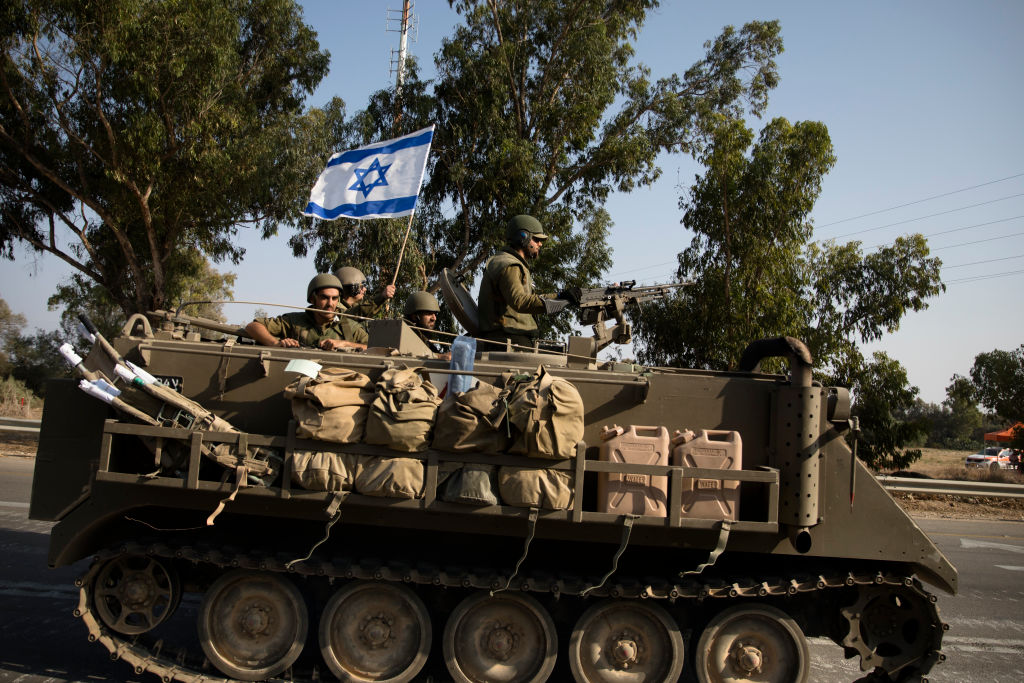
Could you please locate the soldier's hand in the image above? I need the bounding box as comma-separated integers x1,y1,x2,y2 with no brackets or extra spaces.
557,288,581,305
277,338,300,348
542,298,570,315
382,284,396,300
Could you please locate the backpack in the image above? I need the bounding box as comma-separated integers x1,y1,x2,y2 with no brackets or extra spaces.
365,366,441,452
506,367,584,460
432,381,510,453
284,368,374,443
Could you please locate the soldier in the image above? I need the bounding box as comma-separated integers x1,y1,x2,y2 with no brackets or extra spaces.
476,214,571,350
245,273,365,350
330,265,397,347
404,291,450,359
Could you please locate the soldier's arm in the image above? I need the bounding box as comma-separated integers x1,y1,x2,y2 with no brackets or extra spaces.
245,320,299,348
497,266,547,314
351,284,397,317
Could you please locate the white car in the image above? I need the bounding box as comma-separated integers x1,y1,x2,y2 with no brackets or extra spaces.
965,447,1013,470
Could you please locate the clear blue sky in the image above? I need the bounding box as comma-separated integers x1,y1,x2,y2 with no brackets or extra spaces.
2,0,1022,406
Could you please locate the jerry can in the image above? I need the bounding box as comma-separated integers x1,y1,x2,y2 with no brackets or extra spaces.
672,429,742,521
597,425,670,516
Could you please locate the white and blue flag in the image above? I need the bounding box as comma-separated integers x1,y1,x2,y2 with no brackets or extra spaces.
303,125,434,220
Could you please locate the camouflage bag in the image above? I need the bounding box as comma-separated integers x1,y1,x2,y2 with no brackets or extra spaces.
355,455,424,499
285,368,374,443
506,367,584,460
289,450,362,492
365,366,441,452
498,467,574,510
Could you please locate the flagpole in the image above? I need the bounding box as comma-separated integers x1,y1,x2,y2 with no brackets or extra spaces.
391,210,415,286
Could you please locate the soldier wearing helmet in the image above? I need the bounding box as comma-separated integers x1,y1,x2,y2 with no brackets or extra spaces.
244,273,366,350
331,265,397,343
476,215,570,350
403,291,449,358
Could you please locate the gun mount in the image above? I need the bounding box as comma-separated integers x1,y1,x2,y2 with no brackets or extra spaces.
566,280,691,360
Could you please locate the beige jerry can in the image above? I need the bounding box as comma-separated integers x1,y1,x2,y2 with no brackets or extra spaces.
597,425,670,517
672,429,742,520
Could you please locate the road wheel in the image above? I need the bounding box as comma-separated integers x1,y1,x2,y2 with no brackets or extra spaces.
443,591,557,683
198,570,307,681
568,599,684,683
319,581,431,682
695,604,809,683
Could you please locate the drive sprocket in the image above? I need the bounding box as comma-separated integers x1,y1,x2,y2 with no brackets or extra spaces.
840,580,946,682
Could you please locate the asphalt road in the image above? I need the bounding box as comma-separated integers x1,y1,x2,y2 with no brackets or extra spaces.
1,454,1023,683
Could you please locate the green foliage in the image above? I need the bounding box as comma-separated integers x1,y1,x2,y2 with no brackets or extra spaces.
0,298,26,377
633,114,945,469
289,3,784,337
848,353,927,470
966,345,1024,423
0,297,64,397
5,327,64,397
0,0,330,318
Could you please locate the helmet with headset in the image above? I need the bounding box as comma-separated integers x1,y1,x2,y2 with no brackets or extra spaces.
332,266,368,299
505,215,548,249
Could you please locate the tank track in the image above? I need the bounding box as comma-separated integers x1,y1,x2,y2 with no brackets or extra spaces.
74,540,948,683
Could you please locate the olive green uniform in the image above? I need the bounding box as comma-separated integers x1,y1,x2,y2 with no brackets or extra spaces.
253,310,355,347
477,248,549,347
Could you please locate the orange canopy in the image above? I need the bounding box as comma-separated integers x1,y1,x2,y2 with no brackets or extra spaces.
984,422,1024,443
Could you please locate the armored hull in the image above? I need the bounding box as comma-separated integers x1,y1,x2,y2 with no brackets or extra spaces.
30,311,955,683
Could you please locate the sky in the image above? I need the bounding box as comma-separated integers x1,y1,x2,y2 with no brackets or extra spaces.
2,0,1022,406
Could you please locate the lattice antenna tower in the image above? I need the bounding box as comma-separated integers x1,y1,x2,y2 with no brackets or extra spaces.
386,1,418,95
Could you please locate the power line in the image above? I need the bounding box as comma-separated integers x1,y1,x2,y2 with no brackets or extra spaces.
943,253,1024,269
911,230,1024,252
816,172,1024,228
945,268,1024,284
822,193,1024,241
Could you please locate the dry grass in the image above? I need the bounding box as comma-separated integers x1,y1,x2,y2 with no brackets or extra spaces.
888,447,1024,484
887,447,1024,520
0,377,42,419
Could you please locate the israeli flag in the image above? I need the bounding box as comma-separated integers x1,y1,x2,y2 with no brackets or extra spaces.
303,125,434,220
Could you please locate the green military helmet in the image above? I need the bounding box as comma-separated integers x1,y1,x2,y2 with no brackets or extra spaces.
332,265,367,298
506,214,548,248
404,291,441,318
306,273,343,303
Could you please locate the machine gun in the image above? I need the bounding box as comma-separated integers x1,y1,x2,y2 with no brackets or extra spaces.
565,280,691,357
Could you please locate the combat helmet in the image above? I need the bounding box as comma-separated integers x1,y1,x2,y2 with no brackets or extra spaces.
306,273,343,303
404,291,441,318
506,215,548,248
332,266,367,298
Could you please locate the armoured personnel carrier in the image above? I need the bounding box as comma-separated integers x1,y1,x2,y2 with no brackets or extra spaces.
29,279,955,683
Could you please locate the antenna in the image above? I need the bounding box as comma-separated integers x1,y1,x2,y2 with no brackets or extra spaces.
386,1,418,94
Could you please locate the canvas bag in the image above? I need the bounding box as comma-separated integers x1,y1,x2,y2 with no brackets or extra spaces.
355,456,424,499
365,366,441,452
284,368,374,443
506,367,585,460
432,381,510,453
498,467,574,510
289,450,362,492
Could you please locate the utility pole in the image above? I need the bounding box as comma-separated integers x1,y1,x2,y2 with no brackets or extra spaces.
386,1,415,97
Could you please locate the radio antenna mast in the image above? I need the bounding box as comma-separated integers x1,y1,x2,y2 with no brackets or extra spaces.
386,1,417,96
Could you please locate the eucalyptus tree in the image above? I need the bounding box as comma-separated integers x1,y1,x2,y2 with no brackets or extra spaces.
0,0,331,318
633,115,944,468
290,1,785,334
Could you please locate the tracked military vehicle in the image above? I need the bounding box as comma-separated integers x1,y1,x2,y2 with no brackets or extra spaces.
29,274,955,683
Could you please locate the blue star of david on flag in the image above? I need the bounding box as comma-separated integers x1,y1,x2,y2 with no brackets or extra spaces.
303,125,434,220
348,158,392,198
